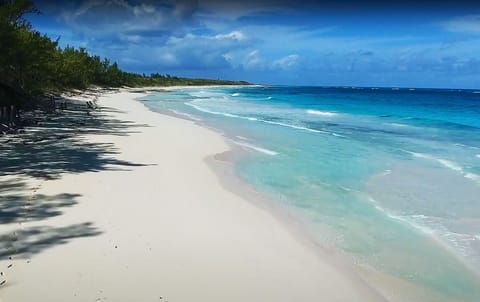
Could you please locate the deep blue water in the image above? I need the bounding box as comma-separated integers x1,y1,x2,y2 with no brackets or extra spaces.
143,86,480,301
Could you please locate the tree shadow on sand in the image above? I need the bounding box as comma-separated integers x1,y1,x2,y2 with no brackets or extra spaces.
0,98,150,180
0,96,149,260
0,223,101,260
0,179,79,225
0,178,99,260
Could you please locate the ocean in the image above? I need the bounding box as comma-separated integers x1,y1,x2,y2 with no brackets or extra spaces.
142,86,480,301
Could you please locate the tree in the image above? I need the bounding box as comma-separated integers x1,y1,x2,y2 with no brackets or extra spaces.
0,0,249,108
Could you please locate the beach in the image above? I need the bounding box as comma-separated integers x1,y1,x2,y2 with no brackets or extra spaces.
0,90,386,302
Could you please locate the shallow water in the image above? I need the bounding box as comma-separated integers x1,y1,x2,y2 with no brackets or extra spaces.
143,86,480,301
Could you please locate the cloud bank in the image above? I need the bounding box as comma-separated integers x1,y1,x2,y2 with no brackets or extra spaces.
30,0,480,88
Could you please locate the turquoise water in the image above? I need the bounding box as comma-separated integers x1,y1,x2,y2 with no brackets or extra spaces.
142,86,480,301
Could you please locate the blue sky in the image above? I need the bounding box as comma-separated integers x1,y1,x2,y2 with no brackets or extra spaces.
29,0,480,88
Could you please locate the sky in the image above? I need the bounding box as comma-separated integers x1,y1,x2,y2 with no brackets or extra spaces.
28,0,480,88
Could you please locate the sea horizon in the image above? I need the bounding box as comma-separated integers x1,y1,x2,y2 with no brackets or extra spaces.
244,84,480,91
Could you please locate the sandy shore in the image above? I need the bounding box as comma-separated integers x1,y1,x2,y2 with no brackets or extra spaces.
0,90,387,301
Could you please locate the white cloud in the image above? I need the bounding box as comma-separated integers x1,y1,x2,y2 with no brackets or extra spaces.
130,31,253,70
58,0,194,35
199,1,292,21
244,50,265,70
444,15,480,33
215,31,246,41
158,52,178,65
272,54,300,70
133,4,156,16
222,52,234,62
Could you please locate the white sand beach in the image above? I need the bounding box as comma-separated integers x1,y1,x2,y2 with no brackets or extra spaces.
0,90,387,302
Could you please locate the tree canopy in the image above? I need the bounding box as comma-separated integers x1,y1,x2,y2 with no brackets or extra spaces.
0,0,249,107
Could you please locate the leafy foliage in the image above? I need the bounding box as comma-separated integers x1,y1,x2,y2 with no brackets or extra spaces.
0,0,249,107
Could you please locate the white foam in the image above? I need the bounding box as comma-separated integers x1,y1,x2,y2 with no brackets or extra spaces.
338,185,351,192
403,149,480,185
382,169,392,176
266,96,272,100
169,109,202,121
306,109,338,117
186,102,242,119
261,119,346,137
402,150,428,159
367,197,435,234
235,136,250,141
263,120,346,137
231,93,240,97
263,120,329,134
404,150,463,172
437,159,463,172
189,90,225,99
187,102,346,137
389,123,409,127
464,173,480,183
232,141,278,156
368,196,480,267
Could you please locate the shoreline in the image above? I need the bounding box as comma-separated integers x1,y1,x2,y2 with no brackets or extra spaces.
0,88,388,302
136,86,480,302
136,89,397,300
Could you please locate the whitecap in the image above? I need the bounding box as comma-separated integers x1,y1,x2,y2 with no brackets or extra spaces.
389,123,409,127
306,109,338,117
169,109,202,121
370,202,480,263
231,93,240,97
260,120,346,137
263,120,320,132
402,150,480,184
382,169,392,176
338,185,351,192
403,150,463,173
262,120,328,134
232,141,278,156
464,173,480,183
437,159,463,172
185,102,242,119
367,197,435,234
186,102,345,137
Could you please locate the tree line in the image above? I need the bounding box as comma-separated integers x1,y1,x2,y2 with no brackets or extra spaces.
0,0,248,108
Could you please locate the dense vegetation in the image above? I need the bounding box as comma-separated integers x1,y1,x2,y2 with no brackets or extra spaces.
0,0,249,108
